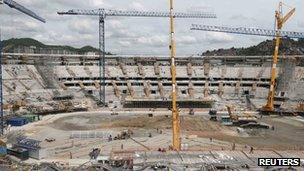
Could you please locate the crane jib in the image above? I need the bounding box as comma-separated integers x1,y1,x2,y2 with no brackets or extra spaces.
190,24,304,39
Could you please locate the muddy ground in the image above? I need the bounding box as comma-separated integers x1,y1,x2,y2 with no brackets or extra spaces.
51,114,304,150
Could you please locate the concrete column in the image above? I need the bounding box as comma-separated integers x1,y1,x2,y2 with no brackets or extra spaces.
158,81,165,98
66,66,76,77
204,63,210,76
187,62,193,77
94,81,100,89
138,63,145,77
218,82,224,97
78,81,85,90
127,81,135,98
143,80,151,98
235,82,240,96
111,80,120,97
119,62,127,76
204,80,209,98
188,82,195,98
154,62,160,76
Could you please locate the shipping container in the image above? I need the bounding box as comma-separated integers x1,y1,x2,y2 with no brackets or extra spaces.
7,117,28,126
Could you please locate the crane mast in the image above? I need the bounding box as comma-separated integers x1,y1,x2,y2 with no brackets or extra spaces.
169,0,180,151
262,2,295,112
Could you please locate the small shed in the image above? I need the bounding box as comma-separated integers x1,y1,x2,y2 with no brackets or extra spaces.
14,138,46,159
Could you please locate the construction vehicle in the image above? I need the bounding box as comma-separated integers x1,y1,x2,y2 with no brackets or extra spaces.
191,1,304,115
226,105,257,126
114,129,133,140
208,109,217,121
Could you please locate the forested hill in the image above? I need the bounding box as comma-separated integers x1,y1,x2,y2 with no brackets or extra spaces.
202,38,304,56
1,38,110,54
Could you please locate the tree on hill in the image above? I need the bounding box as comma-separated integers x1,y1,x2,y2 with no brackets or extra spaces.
1,38,111,54
202,38,304,56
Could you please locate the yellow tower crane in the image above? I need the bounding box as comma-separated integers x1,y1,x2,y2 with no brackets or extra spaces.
191,1,304,114
169,0,181,150
262,2,295,112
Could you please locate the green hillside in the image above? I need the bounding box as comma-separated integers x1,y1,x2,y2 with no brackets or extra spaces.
203,38,304,56
1,38,110,54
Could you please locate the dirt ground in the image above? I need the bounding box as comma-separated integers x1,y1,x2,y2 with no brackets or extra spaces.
50,113,304,150
190,116,304,150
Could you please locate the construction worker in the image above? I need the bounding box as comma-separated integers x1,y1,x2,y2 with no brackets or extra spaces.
249,146,254,154
232,142,236,151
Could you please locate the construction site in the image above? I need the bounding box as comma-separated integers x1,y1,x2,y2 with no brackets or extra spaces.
0,0,304,171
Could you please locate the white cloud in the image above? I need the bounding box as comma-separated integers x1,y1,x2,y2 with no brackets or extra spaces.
205,32,234,44
176,35,197,44
118,40,131,47
136,35,167,47
298,21,304,28
1,0,303,55
68,19,95,34
90,0,104,7
128,1,146,11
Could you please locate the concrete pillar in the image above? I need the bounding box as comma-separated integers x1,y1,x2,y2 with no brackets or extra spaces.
204,80,210,98
221,66,227,78
158,81,165,98
237,67,244,78
154,62,160,76
188,82,195,98
127,81,135,98
78,81,85,90
143,81,151,98
235,82,241,96
119,62,127,76
138,63,145,77
204,63,211,98
66,66,76,77
218,82,224,97
204,63,210,76
60,83,68,90
252,82,257,94
84,66,92,77
187,62,193,77
94,80,100,89
111,80,120,97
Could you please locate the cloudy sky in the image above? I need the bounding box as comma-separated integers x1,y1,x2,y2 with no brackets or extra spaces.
0,0,303,55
